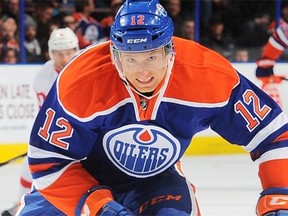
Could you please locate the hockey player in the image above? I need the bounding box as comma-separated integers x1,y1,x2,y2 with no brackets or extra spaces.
17,0,288,215
33,27,79,108
255,2,288,105
1,27,79,216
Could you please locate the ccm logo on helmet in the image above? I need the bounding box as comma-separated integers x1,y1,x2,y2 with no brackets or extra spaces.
127,38,148,44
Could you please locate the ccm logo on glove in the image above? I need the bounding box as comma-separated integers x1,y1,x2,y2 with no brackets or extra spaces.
269,196,288,206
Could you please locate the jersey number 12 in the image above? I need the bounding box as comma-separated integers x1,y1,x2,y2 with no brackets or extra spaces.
38,108,74,150
234,90,271,132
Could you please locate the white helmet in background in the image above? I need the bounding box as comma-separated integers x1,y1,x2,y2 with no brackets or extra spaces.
48,27,79,59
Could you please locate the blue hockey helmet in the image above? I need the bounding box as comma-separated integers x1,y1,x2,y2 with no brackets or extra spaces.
110,0,174,52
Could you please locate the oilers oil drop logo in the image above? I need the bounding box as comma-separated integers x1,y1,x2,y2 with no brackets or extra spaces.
103,124,181,178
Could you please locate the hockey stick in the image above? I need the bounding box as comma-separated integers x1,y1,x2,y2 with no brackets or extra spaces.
0,152,27,167
259,75,288,84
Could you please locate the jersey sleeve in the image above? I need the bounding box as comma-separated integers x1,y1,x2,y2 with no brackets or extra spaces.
210,72,288,190
261,21,288,61
32,60,57,108
28,80,100,215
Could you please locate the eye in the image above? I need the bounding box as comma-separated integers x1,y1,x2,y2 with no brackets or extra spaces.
147,55,156,61
127,58,136,63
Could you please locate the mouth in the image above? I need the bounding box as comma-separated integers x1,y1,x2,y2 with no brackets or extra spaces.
136,77,153,84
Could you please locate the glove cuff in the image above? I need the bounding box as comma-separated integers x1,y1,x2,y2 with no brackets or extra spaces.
76,185,114,216
257,189,288,216
256,59,276,68
261,188,288,196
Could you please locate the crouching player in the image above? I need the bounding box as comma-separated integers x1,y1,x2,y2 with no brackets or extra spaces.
16,0,288,215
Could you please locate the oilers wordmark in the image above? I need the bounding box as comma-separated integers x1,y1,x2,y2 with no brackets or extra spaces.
113,140,169,172
103,124,181,178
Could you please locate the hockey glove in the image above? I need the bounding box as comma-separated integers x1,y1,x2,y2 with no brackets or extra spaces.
262,210,288,216
256,188,288,216
97,200,136,216
256,59,286,84
76,185,135,216
256,58,275,78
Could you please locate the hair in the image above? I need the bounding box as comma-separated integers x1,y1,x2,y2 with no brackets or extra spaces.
74,0,91,12
0,47,19,63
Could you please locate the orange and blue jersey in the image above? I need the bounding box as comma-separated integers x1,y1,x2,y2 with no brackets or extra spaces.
74,14,107,49
262,19,288,61
26,37,288,215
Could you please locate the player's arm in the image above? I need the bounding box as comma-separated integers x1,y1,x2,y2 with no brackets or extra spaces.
29,84,134,216
210,73,288,216
255,130,288,216
34,92,46,108
256,25,288,83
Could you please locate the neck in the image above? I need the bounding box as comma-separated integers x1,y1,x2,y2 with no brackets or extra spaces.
141,91,154,97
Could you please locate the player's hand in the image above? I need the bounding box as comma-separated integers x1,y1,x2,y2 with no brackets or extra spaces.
256,58,288,84
256,66,274,78
77,185,136,216
97,200,136,216
256,188,288,216
262,210,288,216
256,58,275,78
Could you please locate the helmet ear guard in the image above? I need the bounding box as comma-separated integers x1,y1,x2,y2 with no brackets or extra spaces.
110,44,126,80
164,40,174,56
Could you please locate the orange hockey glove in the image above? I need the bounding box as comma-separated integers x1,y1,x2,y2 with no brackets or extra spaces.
262,210,288,215
76,185,135,216
256,58,287,85
256,58,275,77
256,188,288,216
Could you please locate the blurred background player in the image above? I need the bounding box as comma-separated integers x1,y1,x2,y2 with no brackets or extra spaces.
1,27,79,216
73,0,107,49
100,0,123,38
255,1,288,105
33,27,79,107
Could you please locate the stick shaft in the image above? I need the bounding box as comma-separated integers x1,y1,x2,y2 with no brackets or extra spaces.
0,152,27,167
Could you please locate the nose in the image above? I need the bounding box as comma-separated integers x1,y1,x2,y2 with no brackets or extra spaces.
138,61,153,71
137,68,151,77
61,55,71,64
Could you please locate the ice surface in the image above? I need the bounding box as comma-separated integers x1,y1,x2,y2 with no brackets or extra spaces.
0,154,261,215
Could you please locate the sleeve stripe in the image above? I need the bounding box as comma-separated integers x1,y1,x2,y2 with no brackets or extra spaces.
269,37,286,51
28,145,82,161
245,112,288,152
255,147,288,164
276,27,288,47
30,162,59,174
33,161,78,190
162,97,229,108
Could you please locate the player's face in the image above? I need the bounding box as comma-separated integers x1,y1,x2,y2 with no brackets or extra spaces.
120,48,168,93
52,48,77,71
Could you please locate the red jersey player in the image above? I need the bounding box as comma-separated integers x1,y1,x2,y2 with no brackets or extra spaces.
1,27,79,216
